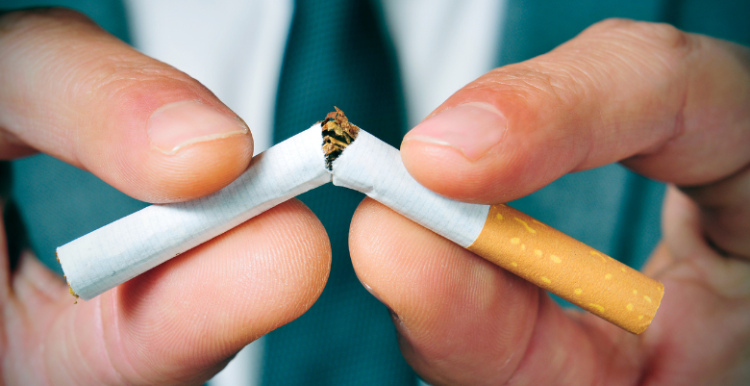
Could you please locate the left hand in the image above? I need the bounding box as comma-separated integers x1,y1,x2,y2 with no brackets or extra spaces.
349,19,750,385
0,9,331,385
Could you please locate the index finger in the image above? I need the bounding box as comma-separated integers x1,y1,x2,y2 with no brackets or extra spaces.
0,8,253,203
401,19,750,204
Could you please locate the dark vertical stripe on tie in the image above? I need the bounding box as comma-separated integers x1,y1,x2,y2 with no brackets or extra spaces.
265,0,414,385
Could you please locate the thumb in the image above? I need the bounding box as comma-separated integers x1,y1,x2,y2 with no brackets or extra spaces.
401,19,750,204
0,8,253,203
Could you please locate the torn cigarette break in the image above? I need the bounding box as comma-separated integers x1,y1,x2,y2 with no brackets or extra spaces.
322,106,359,170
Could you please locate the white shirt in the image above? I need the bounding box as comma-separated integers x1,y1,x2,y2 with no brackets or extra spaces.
123,1,507,384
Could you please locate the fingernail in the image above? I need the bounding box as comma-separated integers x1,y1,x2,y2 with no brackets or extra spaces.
403,102,506,161
147,100,249,155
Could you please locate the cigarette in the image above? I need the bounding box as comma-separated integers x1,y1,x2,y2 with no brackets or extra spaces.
58,108,663,334
57,125,331,300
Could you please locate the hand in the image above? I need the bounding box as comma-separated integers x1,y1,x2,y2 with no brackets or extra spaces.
350,19,750,385
0,9,330,385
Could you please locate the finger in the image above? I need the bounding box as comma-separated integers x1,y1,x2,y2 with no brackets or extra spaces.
8,200,330,385
679,164,750,258
350,199,642,386
661,186,750,293
0,9,253,203
643,188,750,382
401,19,750,204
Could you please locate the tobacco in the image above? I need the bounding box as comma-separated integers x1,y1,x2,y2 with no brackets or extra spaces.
322,107,359,170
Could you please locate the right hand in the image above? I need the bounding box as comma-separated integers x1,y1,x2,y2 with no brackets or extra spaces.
0,8,331,385
350,19,750,385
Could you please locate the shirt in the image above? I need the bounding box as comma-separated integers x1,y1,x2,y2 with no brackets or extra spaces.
123,1,506,385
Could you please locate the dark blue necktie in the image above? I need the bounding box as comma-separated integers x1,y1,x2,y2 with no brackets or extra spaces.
266,0,416,385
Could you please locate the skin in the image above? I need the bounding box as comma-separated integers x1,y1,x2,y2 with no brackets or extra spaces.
1,8,748,386
350,19,750,386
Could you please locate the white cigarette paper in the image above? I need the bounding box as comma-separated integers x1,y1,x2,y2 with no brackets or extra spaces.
58,125,330,300
332,130,488,247
59,123,487,300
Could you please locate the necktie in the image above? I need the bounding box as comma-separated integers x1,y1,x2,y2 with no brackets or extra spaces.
266,0,416,385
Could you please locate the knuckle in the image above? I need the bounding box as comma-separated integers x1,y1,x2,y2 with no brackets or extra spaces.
588,17,637,32
476,64,577,112
85,55,193,94
573,18,695,94
58,43,202,111
645,23,692,54
588,18,694,62
473,19,696,112
81,61,205,117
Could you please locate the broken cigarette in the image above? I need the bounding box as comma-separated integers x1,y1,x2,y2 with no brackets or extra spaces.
57,108,663,334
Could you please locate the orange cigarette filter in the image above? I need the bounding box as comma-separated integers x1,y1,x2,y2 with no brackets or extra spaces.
467,204,664,334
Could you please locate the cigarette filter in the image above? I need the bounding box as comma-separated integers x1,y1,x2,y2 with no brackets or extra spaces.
58,109,663,334
467,205,663,334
